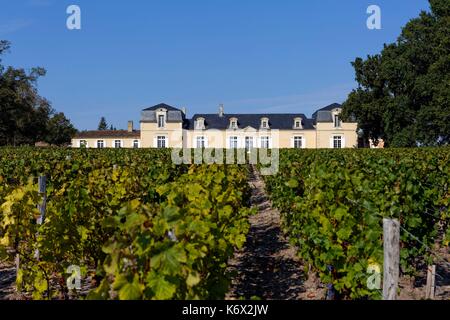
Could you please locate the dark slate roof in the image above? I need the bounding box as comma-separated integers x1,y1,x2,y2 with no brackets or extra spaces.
141,103,185,123
312,103,342,122
316,102,342,112
137,102,349,128
74,130,141,139
167,111,183,122
142,103,181,112
315,111,333,123
187,114,315,130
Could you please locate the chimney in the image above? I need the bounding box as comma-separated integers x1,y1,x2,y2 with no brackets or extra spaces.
127,121,133,132
219,104,224,117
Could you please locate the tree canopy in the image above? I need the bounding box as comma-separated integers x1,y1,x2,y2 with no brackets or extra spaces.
98,117,108,131
342,0,450,147
0,41,77,146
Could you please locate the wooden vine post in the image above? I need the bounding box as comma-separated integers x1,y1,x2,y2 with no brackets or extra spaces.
37,176,47,224
383,218,400,300
425,265,436,299
15,176,47,290
34,176,47,260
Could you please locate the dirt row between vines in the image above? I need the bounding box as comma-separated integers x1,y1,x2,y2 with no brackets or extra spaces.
0,263,15,299
226,165,450,300
226,166,325,300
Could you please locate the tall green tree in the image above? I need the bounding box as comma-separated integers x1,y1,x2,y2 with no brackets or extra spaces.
45,112,77,146
0,40,78,146
98,117,108,131
342,0,450,147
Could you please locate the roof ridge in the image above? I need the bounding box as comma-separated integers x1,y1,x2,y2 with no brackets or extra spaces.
142,103,181,111
192,113,309,116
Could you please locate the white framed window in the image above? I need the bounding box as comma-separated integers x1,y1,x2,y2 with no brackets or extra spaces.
133,140,140,149
80,140,88,148
114,140,122,148
293,136,303,149
334,114,342,128
294,118,302,129
230,118,238,129
157,136,167,148
196,118,205,130
245,137,254,150
229,136,238,149
260,136,270,149
261,120,268,129
97,140,105,148
158,114,165,128
196,136,206,148
333,136,342,149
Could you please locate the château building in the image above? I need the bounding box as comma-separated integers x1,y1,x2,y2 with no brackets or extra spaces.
71,103,359,149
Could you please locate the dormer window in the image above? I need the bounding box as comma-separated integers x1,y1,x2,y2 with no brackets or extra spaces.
260,118,269,129
334,114,342,128
156,108,167,128
196,117,205,130
158,114,165,128
230,118,238,129
294,117,303,129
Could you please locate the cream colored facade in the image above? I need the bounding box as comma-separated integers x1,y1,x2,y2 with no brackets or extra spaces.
140,122,184,148
72,137,140,149
180,129,319,149
315,123,359,149
71,120,141,149
72,103,359,149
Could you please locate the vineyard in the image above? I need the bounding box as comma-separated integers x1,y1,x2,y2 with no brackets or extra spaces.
0,148,253,299
264,148,450,299
0,147,449,300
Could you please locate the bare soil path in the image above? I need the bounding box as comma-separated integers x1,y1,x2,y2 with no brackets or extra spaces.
226,166,325,300
0,263,16,300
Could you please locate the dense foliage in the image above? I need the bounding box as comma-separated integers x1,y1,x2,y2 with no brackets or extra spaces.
0,41,77,146
264,148,449,299
0,148,253,299
342,0,450,147
1,147,448,300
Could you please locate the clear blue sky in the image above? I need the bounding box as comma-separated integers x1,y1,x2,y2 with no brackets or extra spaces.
1,0,431,130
